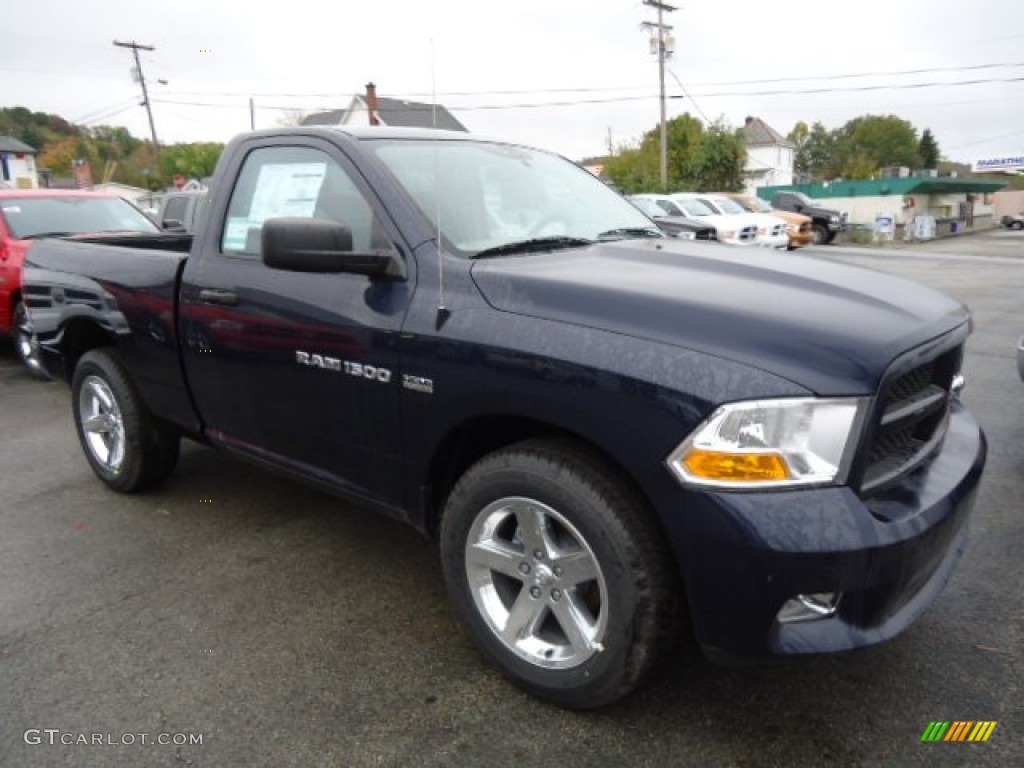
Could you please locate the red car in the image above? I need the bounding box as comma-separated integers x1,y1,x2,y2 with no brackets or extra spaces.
0,189,160,372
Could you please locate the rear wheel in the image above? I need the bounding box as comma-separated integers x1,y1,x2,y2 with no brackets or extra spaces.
72,349,180,492
440,438,678,708
1012,220,1024,231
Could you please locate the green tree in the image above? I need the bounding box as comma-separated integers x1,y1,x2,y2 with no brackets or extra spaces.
919,128,940,169
158,142,225,181
788,121,836,182
834,115,921,177
604,114,745,193
695,119,746,192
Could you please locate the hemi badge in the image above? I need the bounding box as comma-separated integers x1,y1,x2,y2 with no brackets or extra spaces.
403,375,434,394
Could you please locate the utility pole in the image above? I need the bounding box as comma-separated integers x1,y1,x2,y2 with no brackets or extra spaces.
113,40,159,148
641,1,675,191
249,98,256,130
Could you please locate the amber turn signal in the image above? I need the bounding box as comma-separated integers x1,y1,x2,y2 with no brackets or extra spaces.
682,449,791,483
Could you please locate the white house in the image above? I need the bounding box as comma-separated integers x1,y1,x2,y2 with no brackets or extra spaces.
0,136,39,189
742,117,793,196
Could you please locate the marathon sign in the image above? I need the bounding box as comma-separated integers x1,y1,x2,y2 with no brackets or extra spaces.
973,156,1024,172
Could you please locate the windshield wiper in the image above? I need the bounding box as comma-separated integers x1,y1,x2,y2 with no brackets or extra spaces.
596,227,664,241
472,236,593,259
22,231,75,239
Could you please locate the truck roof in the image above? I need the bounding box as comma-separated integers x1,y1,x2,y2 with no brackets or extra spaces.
242,125,509,145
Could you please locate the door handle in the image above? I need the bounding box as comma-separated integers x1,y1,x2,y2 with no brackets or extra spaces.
198,289,239,306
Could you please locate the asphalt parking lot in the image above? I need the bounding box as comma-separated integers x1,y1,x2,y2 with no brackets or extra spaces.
1,229,1022,767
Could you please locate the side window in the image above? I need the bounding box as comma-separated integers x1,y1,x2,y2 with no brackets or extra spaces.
221,145,389,259
656,199,682,216
162,196,188,226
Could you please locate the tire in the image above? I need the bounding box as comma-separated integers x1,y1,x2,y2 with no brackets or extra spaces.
71,349,180,492
1012,221,1024,231
825,229,838,244
13,300,48,380
811,224,829,245
440,438,678,708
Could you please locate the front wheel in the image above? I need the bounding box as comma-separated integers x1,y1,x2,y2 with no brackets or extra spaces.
1012,221,1024,231
811,225,829,245
440,439,678,708
71,349,180,492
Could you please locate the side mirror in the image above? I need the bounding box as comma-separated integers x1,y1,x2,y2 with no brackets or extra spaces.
261,217,405,279
162,219,186,232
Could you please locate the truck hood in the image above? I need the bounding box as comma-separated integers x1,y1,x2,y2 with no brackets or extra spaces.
469,239,969,394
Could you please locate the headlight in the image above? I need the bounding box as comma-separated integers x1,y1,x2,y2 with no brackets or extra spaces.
829,215,840,223
786,223,796,233
666,397,866,489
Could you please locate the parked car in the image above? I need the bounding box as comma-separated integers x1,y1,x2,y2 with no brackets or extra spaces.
626,195,716,241
770,191,847,244
24,126,985,709
0,189,161,373
723,193,813,250
632,193,756,245
1001,213,1024,231
690,194,788,249
156,190,207,233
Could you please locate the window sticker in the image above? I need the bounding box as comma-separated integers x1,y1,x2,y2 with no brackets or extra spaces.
248,162,327,224
223,217,253,252
2,206,21,214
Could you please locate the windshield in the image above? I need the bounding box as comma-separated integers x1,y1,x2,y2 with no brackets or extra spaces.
741,196,773,213
793,192,814,206
674,198,716,217
370,140,658,255
0,196,159,239
628,197,665,218
707,197,746,215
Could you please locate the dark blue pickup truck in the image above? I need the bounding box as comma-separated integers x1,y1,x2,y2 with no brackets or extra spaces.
22,127,986,708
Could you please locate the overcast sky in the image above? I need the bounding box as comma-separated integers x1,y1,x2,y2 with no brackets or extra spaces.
3,0,1023,164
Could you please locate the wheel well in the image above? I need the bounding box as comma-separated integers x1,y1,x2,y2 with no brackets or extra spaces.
61,319,115,383
423,415,650,539
7,289,20,328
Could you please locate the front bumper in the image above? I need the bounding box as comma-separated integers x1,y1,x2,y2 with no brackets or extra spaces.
662,402,985,659
755,233,789,249
787,231,814,249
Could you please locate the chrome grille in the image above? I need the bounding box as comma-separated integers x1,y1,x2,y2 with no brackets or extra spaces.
859,342,963,496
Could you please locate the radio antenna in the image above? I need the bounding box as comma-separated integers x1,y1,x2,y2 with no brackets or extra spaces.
432,37,451,331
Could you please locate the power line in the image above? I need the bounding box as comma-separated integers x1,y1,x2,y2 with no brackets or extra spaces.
72,98,140,125
946,128,1024,151
684,60,1024,88
151,75,1024,115
149,59,1024,102
79,103,142,126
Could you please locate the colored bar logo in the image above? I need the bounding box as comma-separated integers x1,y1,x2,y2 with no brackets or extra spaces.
921,721,997,742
